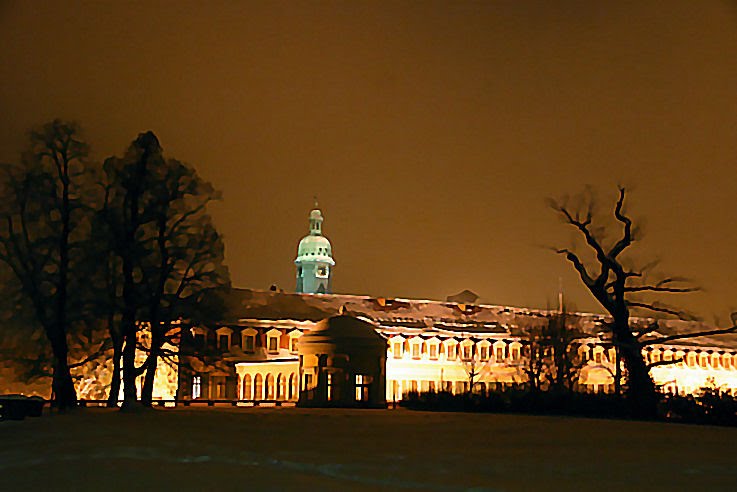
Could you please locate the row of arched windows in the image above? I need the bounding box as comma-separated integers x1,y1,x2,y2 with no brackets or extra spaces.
240,372,299,401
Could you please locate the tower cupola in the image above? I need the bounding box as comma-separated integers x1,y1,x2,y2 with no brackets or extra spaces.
295,202,334,294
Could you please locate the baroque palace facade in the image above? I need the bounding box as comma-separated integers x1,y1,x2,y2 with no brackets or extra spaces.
170,206,737,406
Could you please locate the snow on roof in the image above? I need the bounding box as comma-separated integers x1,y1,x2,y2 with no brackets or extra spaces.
220,288,737,349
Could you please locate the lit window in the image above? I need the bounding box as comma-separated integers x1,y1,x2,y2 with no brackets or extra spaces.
686,352,696,367
290,338,298,352
268,336,278,353
651,351,660,364
192,376,201,399
480,346,489,360
429,344,438,360
511,347,520,361
496,346,504,361
412,343,420,359
393,342,403,359
462,345,472,361
447,344,457,360
595,352,602,364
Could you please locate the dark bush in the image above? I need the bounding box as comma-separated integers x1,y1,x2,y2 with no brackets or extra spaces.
400,387,737,426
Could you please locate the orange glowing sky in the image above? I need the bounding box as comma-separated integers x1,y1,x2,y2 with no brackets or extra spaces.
1,1,736,321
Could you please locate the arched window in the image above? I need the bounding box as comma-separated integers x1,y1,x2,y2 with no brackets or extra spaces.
242,374,252,400
288,373,296,400
265,374,275,399
253,374,263,400
277,373,285,400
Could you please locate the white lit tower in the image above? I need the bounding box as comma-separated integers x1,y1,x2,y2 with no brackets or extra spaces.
295,201,334,294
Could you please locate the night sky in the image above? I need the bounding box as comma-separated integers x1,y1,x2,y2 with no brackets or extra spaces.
1,1,736,321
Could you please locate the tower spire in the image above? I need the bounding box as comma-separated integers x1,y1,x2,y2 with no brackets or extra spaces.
313,195,319,209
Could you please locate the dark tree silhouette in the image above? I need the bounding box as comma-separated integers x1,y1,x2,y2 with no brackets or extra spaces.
100,133,229,407
100,132,163,408
551,187,737,419
521,309,586,394
0,120,95,409
137,158,229,406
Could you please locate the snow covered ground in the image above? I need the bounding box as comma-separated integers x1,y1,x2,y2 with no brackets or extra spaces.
1,407,736,491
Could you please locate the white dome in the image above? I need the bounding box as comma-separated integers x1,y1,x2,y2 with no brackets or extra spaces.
296,234,335,265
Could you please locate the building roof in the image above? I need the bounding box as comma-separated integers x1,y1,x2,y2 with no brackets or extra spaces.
220,288,737,349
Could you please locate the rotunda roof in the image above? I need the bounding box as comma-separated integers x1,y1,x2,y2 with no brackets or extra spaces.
299,315,386,353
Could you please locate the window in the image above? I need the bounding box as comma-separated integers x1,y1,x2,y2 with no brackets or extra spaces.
462,344,472,361
686,352,696,367
446,344,457,361
192,376,201,399
511,347,520,361
496,346,504,361
219,334,230,350
243,335,255,353
411,343,420,359
215,377,226,399
651,351,660,364
268,336,279,353
594,352,602,364
265,374,274,399
429,344,438,360
277,374,285,400
317,266,328,278
393,342,403,359
288,373,296,400
290,338,298,353
242,374,251,400
254,374,264,400
480,346,489,361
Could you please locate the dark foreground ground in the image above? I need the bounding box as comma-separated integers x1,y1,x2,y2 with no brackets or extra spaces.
1,407,736,491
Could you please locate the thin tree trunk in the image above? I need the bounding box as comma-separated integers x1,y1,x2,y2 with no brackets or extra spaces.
140,349,158,406
49,329,77,409
107,338,122,407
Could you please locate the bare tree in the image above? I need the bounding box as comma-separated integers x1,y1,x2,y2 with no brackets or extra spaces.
0,120,95,409
100,133,229,407
550,187,737,418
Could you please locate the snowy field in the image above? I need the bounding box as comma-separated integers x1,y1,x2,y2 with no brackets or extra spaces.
1,407,736,491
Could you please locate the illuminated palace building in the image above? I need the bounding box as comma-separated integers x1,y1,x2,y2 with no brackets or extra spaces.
175,206,737,406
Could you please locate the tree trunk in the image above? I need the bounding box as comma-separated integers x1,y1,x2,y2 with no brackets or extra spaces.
106,339,122,407
121,328,139,408
140,329,161,406
48,329,77,410
614,323,658,419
